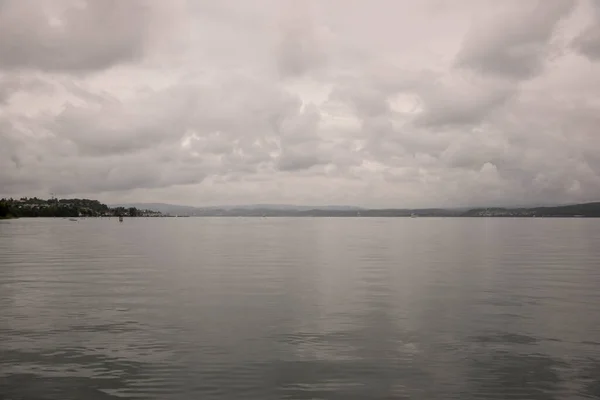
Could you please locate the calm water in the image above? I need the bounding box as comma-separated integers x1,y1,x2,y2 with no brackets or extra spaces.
1,217,600,399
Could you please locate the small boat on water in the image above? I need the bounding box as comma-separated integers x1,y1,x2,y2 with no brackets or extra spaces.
69,218,78,222
119,216,123,222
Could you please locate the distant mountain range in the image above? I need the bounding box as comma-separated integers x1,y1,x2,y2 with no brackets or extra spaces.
111,203,364,216
110,202,600,217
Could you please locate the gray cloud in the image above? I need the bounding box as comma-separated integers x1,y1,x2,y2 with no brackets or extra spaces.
0,72,51,104
455,0,576,79
46,147,208,196
50,86,197,156
0,0,174,72
573,27,600,60
415,74,515,127
276,2,327,78
1,1,600,207
276,104,328,171
571,0,600,61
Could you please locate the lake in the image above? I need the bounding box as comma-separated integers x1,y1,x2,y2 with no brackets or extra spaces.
1,217,600,399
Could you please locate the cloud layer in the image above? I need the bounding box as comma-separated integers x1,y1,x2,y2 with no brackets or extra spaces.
1,0,600,207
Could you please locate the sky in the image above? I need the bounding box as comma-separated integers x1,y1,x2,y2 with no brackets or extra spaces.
1,0,600,208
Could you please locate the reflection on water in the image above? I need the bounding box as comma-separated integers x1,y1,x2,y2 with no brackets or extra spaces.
1,217,600,399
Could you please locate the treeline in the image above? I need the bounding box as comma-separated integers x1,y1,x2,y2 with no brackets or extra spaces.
3,197,600,219
186,203,600,218
0,197,162,218
0,201,15,219
463,202,600,217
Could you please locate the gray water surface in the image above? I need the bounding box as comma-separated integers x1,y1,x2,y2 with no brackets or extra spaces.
1,217,600,399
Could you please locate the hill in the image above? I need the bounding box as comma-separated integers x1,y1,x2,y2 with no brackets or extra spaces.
112,201,600,217
4,198,600,218
111,203,363,216
463,202,600,217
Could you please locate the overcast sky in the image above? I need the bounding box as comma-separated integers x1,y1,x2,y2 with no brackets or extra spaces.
1,0,599,208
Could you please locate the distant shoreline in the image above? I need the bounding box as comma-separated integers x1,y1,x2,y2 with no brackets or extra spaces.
112,201,600,218
3,198,600,218
5,215,599,219
0,197,162,219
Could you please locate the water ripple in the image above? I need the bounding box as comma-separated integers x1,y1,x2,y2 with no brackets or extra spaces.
1,217,600,398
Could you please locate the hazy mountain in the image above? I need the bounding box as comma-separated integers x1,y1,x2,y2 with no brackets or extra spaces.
111,202,600,218
111,203,363,216
215,204,364,211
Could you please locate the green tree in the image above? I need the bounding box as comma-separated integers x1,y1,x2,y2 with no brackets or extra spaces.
0,201,10,218
128,207,138,217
